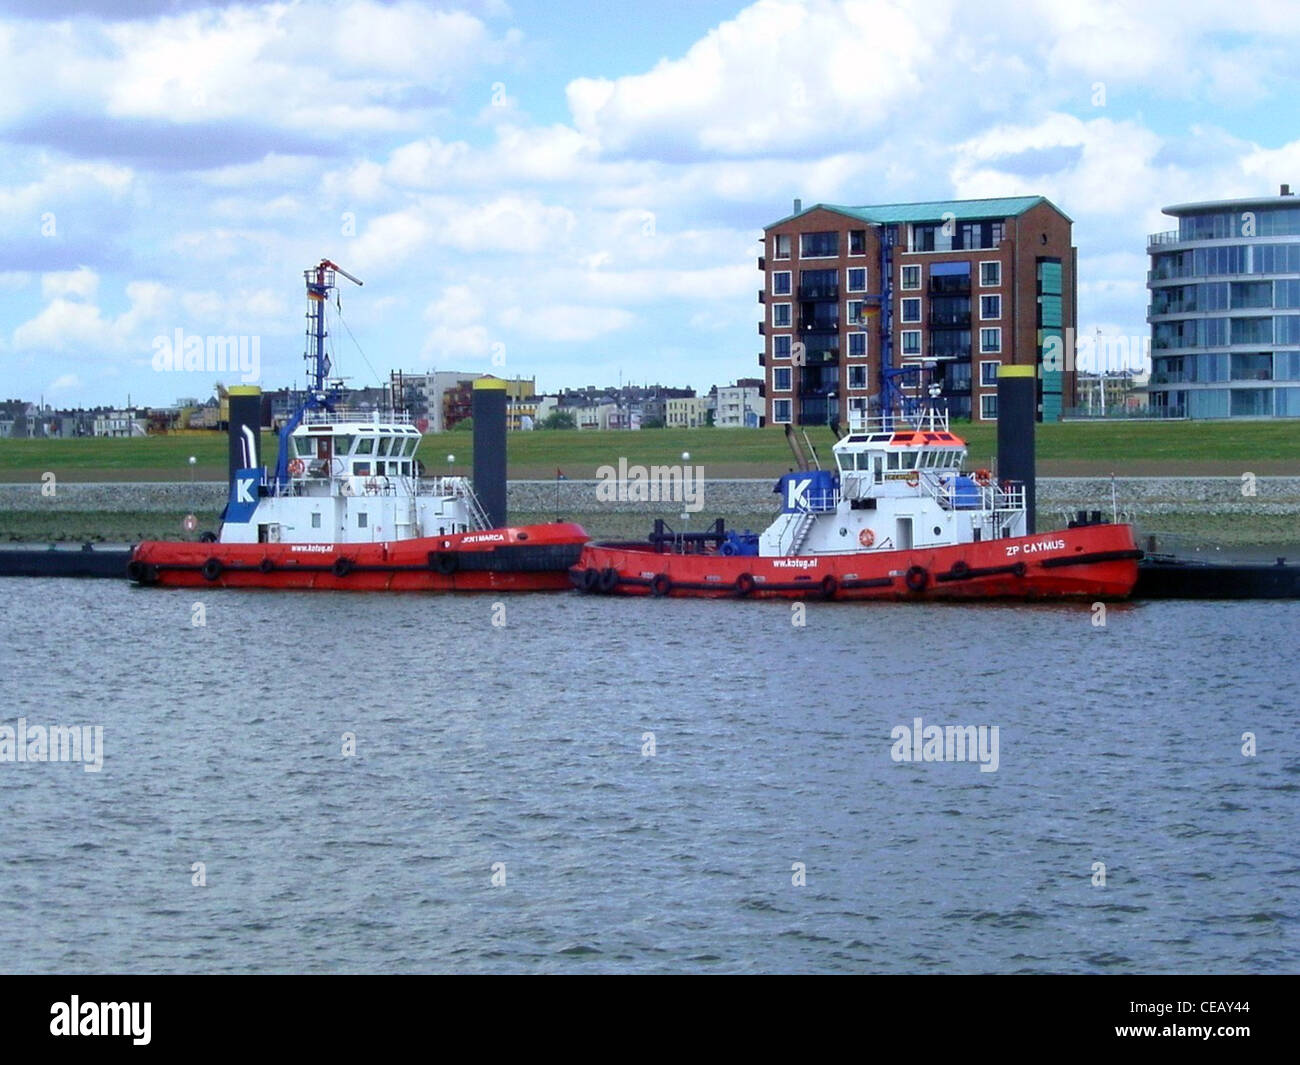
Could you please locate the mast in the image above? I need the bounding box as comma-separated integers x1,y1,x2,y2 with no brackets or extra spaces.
273,260,364,489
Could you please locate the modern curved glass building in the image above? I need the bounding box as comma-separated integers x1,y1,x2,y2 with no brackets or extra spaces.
1147,187,1300,418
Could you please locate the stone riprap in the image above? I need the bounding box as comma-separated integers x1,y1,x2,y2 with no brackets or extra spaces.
3,477,1298,518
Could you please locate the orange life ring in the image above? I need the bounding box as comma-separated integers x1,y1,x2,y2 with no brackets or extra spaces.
288,458,305,476
858,528,875,548
974,468,992,486
905,471,919,487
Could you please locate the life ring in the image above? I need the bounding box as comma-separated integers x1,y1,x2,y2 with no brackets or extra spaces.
431,552,458,576
288,458,305,476
598,567,620,593
949,559,971,579
904,565,929,593
735,572,756,597
974,469,992,486
820,574,838,599
581,567,600,591
905,472,919,487
858,528,875,548
258,557,275,574
650,573,672,598
1011,561,1027,578
332,556,354,578
201,557,223,582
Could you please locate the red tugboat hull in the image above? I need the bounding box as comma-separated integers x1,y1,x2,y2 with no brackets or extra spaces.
573,523,1141,601
128,522,589,592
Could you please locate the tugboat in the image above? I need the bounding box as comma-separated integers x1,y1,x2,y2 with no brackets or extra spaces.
573,367,1141,601
128,260,587,591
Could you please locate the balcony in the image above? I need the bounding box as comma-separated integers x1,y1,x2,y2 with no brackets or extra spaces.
798,284,839,301
930,277,971,295
930,311,971,327
758,256,766,270
798,318,839,335
758,322,766,335
758,352,766,366
1148,230,1181,247
929,347,972,361
800,350,839,366
758,290,766,303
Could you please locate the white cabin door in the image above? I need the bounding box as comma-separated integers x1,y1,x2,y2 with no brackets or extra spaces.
896,516,913,551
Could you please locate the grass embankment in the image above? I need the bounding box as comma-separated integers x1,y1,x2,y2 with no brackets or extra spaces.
0,420,1297,482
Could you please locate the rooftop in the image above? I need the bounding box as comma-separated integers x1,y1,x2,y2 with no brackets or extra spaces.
765,195,1068,229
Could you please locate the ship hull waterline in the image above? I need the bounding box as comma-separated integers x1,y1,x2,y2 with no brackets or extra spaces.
129,522,588,592
573,523,1141,601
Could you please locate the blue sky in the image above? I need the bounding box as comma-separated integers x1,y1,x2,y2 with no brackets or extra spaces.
2,0,1299,408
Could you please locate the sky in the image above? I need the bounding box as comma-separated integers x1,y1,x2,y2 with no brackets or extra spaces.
2,0,1299,408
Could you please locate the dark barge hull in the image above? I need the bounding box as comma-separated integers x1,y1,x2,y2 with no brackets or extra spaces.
0,546,133,579
1136,555,1300,599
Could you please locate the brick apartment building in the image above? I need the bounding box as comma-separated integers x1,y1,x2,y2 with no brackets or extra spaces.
758,196,1077,425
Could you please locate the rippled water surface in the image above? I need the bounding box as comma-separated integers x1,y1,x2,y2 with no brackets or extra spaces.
1,580,1297,973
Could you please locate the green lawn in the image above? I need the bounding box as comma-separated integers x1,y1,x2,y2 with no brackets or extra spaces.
0,420,1296,482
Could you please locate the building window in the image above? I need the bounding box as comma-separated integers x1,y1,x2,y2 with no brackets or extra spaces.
773,234,791,260
901,298,921,323
800,231,838,257
848,332,867,357
980,261,1001,287
774,367,792,391
772,303,791,328
773,399,792,423
773,335,791,359
901,265,921,290
849,229,866,255
849,365,868,389
980,394,998,420
980,295,1001,320
979,360,1001,387
772,271,792,295
847,299,865,325
980,327,1002,353
901,330,921,355
846,267,867,292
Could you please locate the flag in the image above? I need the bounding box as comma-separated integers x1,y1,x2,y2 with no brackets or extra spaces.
556,468,566,480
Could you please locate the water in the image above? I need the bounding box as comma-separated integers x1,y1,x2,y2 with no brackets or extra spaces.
2,581,1297,973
